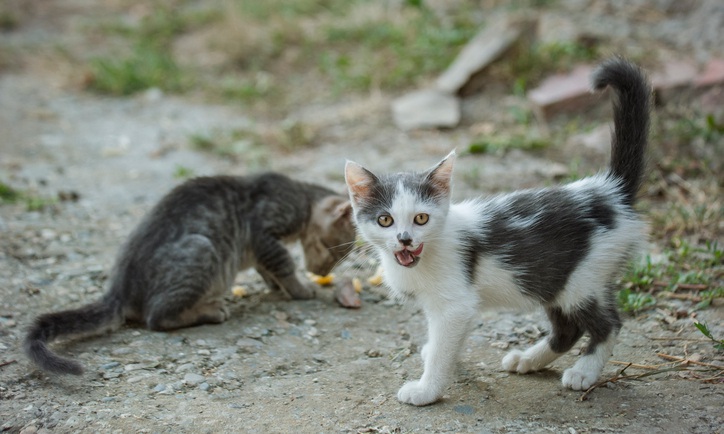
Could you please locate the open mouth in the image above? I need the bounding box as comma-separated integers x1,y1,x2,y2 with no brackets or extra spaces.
394,243,424,268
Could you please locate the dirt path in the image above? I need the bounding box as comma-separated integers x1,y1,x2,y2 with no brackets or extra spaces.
1,70,722,433
1,1,723,433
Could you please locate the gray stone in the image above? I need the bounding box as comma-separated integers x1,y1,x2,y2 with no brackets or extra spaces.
235,338,263,353
100,362,120,370
184,373,206,385
435,15,536,94
175,362,195,373
391,89,460,130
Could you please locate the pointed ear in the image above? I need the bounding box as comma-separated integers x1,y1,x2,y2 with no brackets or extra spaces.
334,200,352,222
425,150,456,197
345,160,377,205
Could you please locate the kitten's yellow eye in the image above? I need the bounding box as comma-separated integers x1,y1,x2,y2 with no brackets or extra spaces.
414,213,429,225
378,215,394,227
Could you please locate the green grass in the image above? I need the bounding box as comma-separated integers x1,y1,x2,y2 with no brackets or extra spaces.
188,129,270,168
173,165,195,179
89,42,185,95
499,40,600,95
0,10,18,31
0,181,21,204
319,3,478,92
618,287,657,314
82,0,482,103
618,240,724,314
466,134,552,155
0,180,57,211
86,4,213,95
694,322,724,351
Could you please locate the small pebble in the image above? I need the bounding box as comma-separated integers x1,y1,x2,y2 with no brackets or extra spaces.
175,363,195,373
366,349,382,358
184,373,206,385
453,405,474,415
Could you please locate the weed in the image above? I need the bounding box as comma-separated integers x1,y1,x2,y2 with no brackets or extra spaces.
622,255,659,292
173,165,194,179
24,195,57,212
495,40,599,94
669,113,724,145
460,166,482,190
0,181,57,211
220,73,276,103
618,287,656,314
89,42,185,95
319,2,478,92
0,181,21,204
693,322,724,351
87,5,200,95
467,134,551,155
187,129,271,168
189,134,217,152
0,10,18,31
618,238,724,313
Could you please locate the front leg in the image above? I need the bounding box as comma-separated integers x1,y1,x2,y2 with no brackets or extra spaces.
398,302,476,406
253,232,315,300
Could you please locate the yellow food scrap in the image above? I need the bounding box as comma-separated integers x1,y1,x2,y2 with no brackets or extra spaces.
231,285,247,297
309,273,335,286
367,266,383,286
352,277,363,293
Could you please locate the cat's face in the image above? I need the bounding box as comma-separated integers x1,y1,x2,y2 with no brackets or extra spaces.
302,196,356,276
345,152,455,268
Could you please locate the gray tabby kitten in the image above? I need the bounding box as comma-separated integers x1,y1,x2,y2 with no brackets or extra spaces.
26,173,355,375
345,58,650,406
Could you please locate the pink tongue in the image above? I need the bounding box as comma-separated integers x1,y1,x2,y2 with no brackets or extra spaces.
395,250,414,266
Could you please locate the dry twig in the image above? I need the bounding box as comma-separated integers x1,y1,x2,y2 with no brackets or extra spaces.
579,359,723,401
656,352,724,369
0,359,17,369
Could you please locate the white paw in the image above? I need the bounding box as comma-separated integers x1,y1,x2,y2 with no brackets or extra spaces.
397,380,441,406
501,349,535,374
562,367,598,390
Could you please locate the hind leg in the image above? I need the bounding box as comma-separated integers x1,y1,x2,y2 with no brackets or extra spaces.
502,306,583,374
143,234,233,331
562,303,621,390
145,280,231,331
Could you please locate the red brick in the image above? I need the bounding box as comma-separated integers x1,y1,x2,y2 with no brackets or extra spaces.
695,58,724,87
651,60,698,90
527,65,595,119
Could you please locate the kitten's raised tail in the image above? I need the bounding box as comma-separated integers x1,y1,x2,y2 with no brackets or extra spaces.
592,57,651,206
24,297,123,375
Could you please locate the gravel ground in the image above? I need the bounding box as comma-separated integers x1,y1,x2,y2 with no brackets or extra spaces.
1,1,723,433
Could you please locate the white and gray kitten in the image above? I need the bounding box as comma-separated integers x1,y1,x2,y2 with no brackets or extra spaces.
345,58,651,406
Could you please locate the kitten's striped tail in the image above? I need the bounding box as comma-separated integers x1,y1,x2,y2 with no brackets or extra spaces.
24,296,123,375
592,57,651,206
